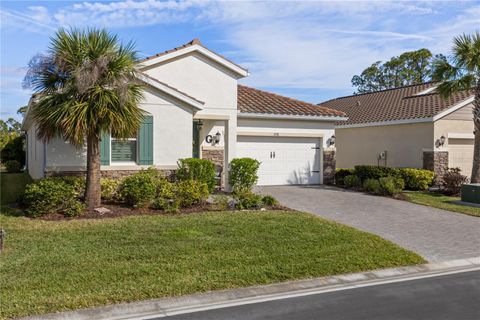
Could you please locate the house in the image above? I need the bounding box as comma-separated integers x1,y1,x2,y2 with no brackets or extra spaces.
320,83,475,180
23,39,347,187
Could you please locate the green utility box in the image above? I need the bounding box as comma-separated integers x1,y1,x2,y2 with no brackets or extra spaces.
461,184,480,204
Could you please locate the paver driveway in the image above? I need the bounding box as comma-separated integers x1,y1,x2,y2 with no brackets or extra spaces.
257,185,480,262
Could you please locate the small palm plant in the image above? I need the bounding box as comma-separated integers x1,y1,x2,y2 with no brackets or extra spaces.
433,31,480,183
24,28,144,210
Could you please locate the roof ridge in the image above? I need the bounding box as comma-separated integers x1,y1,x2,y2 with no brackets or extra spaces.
238,84,334,111
139,38,201,62
319,81,438,105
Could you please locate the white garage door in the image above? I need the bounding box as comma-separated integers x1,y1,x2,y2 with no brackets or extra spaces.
237,136,321,186
448,138,474,178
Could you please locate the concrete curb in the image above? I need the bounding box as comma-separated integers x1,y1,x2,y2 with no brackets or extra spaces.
19,257,480,320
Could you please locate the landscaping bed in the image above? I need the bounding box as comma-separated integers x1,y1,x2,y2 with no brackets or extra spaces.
0,210,424,319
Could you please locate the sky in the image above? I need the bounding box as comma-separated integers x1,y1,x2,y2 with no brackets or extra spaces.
1,0,479,121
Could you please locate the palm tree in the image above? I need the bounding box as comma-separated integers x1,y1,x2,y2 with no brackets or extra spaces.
433,31,480,183
24,28,144,211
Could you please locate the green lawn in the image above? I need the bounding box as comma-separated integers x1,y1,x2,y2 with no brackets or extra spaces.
0,211,424,319
403,191,480,217
0,172,32,206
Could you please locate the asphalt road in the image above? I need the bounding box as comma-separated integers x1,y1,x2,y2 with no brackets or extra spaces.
160,270,480,320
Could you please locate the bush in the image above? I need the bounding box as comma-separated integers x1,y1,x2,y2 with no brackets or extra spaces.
378,177,403,196
335,168,355,186
210,194,230,211
233,188,263,210
23,178,83,217
56,176,85,197
176,158,216,192
63,200,86,217
344,175,362,189
229,158,260,192
118,169,163,208
152,179,179,212
354,165,398,181
1,135,25,166
363,179,381,194
398,168,434,191
262,195,278,207
101,178,121,201
175,180,209,207
4,160,21,173
441,167,468,196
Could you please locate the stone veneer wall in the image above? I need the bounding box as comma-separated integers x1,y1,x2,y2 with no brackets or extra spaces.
323,149,336,185
201,148,224,188
423,151,448,184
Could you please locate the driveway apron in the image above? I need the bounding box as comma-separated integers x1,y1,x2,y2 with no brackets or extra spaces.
257,185,480,262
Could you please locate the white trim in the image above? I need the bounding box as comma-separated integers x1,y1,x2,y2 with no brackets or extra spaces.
433,96,474,121
136,73,204,110
237,131,324,138
194,114,230,120
238,112,347,122
448,133,475,139
138,44,249,78
337,117,433,129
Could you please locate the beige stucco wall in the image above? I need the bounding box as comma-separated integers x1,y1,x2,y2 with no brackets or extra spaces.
335,122,434,169
434,119,474,146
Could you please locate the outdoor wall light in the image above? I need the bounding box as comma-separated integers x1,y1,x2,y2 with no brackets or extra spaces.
214,131,222,144
437,135,446,147
205,131,222,145
328,135,335,147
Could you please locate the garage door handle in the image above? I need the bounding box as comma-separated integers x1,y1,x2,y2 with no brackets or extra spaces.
273,151,275,159
311,170,319,173
270,151,273,159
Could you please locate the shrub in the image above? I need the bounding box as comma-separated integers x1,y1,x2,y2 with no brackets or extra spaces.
63,200,86,217
378,176,402,196
398,168,434,191
441,167,468,196
118,169,163,207
175,180,209,207
23,178,82,217
210,194,230,211
354,165,398,181
152,179,179,212
176,158,216,192
1,135,25,166
101,178,121,201
344,175,362,189
4,160,21,173
229,158,260,192
363,179,380,194
335,168,355,186
233,188,263,210
56,176,85,197
262,195,278,207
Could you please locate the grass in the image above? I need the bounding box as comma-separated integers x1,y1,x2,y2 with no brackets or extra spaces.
403,191,480,217
0,210,424,319
0,172,32,206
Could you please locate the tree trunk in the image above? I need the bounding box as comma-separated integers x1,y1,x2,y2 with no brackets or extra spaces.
471,82,480,183
84,135,102,211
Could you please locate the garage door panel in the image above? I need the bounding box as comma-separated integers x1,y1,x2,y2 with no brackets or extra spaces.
448,138,474,178
237,136,321,186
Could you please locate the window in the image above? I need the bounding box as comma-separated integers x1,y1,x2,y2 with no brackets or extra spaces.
111,137,137,162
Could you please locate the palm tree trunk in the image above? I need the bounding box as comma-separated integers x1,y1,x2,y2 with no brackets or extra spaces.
471,83,480,183
84,135,102,211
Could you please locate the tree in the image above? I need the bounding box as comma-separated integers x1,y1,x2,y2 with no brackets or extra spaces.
23,28,144,211
0,118,21,150
351,49,444,93
432,31,480,183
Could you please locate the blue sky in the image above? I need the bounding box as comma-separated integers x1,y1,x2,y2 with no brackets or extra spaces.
1,0,479,121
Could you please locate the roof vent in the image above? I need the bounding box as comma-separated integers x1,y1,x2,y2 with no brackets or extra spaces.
356,101,361,107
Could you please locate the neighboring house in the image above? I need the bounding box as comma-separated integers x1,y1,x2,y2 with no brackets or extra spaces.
320,83,475,180
23,39,346,186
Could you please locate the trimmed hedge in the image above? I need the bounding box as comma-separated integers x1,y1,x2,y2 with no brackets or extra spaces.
335,168,355,186
353,165,433,191
344,175,362,189
229,158,260,192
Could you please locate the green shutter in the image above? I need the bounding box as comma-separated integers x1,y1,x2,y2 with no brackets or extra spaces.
100,131,110,165
138,115,153,165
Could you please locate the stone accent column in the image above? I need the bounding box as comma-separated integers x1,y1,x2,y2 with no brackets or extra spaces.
323,148,336,185
423,151,448,184
202,148,225,188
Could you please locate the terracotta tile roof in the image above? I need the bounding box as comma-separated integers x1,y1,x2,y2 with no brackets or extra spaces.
138,39,248,73
319,82,474,126
238,85,346,118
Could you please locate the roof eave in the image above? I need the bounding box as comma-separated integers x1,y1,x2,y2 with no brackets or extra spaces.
138,44,249,78
238,112,348,122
